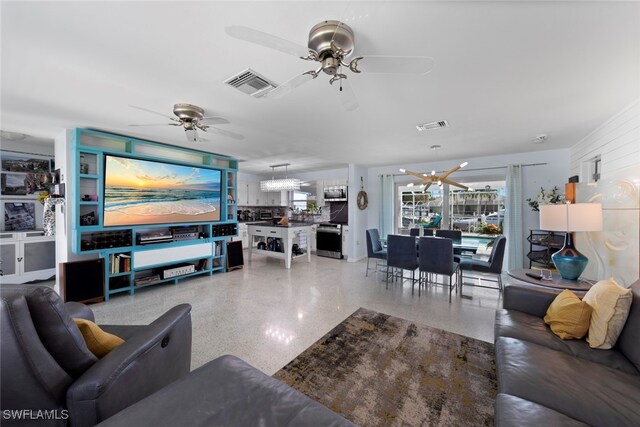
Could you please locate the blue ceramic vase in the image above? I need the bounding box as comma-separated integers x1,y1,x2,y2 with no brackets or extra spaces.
552,232,588,281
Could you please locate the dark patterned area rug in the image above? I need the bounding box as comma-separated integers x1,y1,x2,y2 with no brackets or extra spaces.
274,308,496,426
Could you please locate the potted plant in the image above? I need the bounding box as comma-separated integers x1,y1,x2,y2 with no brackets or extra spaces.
526,186,564,211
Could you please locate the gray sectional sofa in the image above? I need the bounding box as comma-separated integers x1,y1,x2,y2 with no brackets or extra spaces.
494,280,640,426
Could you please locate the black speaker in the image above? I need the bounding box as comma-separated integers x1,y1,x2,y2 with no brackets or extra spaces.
568,175,579,183
61,258,105,303
226,240,244,272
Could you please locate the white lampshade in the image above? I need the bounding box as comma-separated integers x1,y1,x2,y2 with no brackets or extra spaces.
539,203,603,232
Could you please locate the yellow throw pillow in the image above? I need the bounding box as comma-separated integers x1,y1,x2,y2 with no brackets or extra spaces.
582,278,633,349
544,290,593,340
73,318,124,358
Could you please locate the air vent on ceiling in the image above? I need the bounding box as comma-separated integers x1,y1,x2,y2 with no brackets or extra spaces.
416,120,449,131
224,68,277,98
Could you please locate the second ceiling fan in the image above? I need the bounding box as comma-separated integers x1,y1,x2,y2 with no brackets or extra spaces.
226,19,434,111
129,103,244,143
400,162,470,191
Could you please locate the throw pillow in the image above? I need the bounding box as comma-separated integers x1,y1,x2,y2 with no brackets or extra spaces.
73,318,124,358
582,278,633,349
544,290,593,339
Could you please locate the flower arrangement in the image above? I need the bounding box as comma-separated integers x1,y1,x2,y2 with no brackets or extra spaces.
526,186,564,212
476,222,502,235
37,191,50,205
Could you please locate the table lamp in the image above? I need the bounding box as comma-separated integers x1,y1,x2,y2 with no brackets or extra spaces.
539,203,603,280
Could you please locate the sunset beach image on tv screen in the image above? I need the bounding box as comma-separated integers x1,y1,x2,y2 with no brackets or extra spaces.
103,155,221,227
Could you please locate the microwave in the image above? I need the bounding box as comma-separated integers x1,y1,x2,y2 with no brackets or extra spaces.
259,210,272,220
324,185,347,202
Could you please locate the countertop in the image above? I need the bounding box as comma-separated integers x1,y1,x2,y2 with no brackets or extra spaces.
247,222,314,228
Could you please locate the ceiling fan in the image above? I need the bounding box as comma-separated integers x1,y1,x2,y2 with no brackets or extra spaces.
225,20,434,111
128,103,244,143
400,162,470,191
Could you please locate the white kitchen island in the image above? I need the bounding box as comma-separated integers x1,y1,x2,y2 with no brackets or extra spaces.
247,223,312,269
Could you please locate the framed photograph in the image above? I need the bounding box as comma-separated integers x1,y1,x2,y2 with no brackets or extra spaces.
1,152,50,173
80,211,97,226
4,202,36,231
1,173,27,195
24,172,51,193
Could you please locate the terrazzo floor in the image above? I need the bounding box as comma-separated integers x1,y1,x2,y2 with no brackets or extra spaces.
88,252,505,375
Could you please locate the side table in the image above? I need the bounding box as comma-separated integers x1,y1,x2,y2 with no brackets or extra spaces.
507,268,594,291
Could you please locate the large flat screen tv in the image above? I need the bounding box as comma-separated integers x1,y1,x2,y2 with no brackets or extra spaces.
103,155,221,227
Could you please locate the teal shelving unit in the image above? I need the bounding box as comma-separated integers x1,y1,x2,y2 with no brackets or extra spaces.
70,129,238,300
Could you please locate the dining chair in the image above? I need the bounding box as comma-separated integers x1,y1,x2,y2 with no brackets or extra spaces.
365,228,387,277
422,229,434,237
459,235,507,292
385,234,419,291
436,229,463,262
418,237,460,301
409,228,420,237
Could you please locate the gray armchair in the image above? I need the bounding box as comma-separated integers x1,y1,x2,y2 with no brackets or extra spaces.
0,285,192,427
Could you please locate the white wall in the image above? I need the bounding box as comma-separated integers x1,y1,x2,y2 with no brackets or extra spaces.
366,149,571,267
1,139,54,156
570,99,640,286
347,164,368,261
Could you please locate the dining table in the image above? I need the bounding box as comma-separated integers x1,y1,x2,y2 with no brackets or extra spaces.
379,235,490,254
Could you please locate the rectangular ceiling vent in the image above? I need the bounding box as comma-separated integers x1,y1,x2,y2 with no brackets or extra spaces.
416,120,449,131
224,68,277,98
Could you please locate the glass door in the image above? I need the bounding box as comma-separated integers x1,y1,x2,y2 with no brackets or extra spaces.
397,180,506,234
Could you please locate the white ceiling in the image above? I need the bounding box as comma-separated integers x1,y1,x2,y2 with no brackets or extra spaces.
2,1,639,175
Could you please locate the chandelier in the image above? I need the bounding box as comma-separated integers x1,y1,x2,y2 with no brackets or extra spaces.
260,164,301,192
399,162,470,191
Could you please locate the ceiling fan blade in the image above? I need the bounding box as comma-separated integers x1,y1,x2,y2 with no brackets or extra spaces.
207,127,245,141
129,105,177,120
440,165,463,180
200,116,230,125
441,178,469,190
334,78,359,111
225,25,310,58
262,73,315,100
128,123,177,127
357,55,435,74
402,169,427,180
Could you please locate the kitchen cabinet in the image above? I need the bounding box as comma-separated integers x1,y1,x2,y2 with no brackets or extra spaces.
342,225,350,258
0,231,56,283
315,180,325,207
237,183,249,206
247,182,262,206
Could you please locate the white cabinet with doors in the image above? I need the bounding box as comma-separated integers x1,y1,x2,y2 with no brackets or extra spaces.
237,183,249,206
0,231,56,283
247,182,263,206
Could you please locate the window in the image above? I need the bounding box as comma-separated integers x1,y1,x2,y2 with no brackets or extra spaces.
397,180,505,234
291,191,308,211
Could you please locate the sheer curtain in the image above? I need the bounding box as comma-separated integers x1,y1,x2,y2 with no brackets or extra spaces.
505,164,523,269
379,174,395,238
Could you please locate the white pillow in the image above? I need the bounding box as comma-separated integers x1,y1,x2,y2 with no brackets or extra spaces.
582,278,632,349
